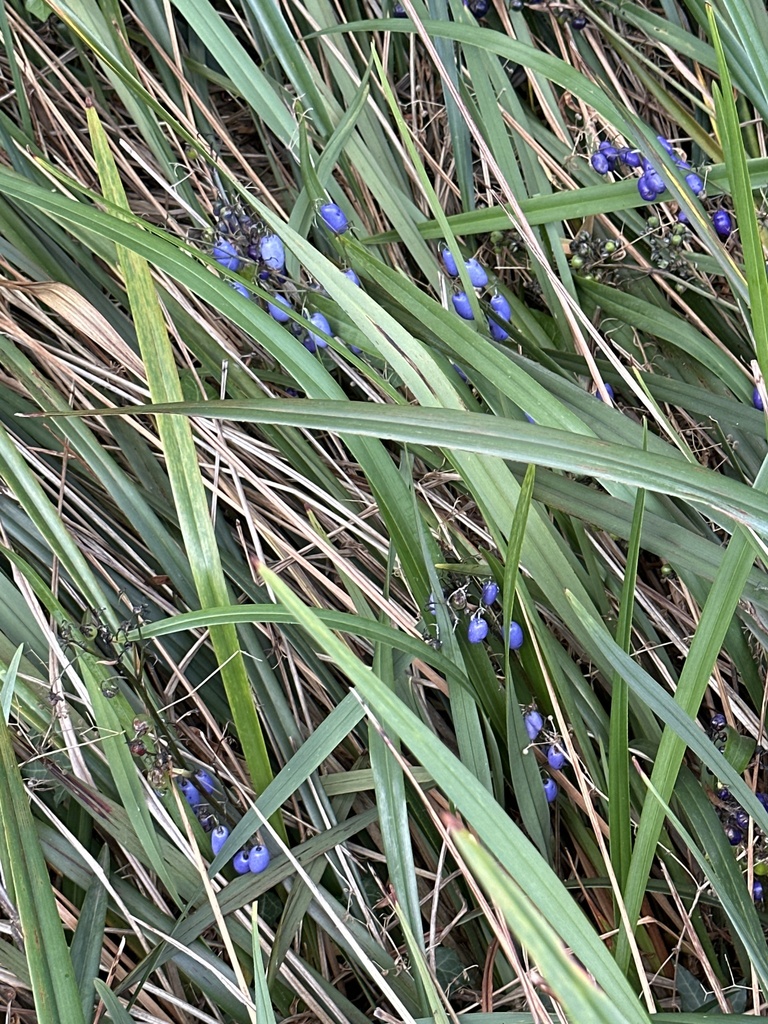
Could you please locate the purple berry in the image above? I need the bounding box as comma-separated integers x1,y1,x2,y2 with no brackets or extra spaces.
753,880,764,902
267,294,291,323
590,152,611,175
543,777,558,802
524,709,544,741
753,386,764,411
717,788,731,802
452,292,474,319
468,0,490,15
508,621,524,650
571,14,587,29
488,318,509,342
637,175,659,202
677,209,689,224
547,744,566,770
211,825,230,856
232,850,251,874
684,172,704,195
734,810,749,831
441,247,459,277
619,149,641,168
465,258,488,288
710,713,726,730
481,581,499,606
248,844,271,874
194,769,216,794
490,293,512,321
725,825,743,845
319,203,348,234
713,209,732,238
212,238,242,272
656,135,674,155
259,233,285,272
230,282,250,299
467,616,489,643
595,382,614,401
344,268,361,286
307,311,331,350
645,170,666,195
178,778,202,807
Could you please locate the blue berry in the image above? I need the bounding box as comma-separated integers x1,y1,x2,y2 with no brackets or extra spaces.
508,621,524,650
248,844,271,874
645,170,666,195
619,149,641,168
319,203,348,234
590,152,611,175
441,247,459,277
598,141,619,165
490,293,512,321
524,709,544,741
543,777,558,802
637,175,659,202
684,172,704,195
717,788,731,802
481,581,499,606
734,810,749,831
194,770,216,795
725,825,743,845
343,268,361,286
267,294,292,323
753,880,764,902
467,616,489,643
467,0,491,15
571,15,587,29
753,386,764,411
232,850,251,874
259,233,286,272
710,713,726,730
713,209,732,238
656,136,674,155
307,311,331,351
547,744,566,770
595,382,614,401
465,258,488,288
677,209,689,224
211,825,230,856
212,238,242,272
452,292,474,319
488,319,509,342
178,778,202,807
230,282,250,299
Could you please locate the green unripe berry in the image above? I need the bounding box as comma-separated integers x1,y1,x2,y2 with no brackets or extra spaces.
570,255,585,269
647,215,660,229
603,240,617,254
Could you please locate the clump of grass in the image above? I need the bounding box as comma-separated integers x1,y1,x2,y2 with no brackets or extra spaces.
0,0,768,1020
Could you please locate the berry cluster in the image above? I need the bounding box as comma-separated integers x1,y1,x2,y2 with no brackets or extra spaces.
644,216,696,290
524,707,568,804
568,229,623,282
177,770,271,875
208,196,354,358
441,247,513,342
589,136,733,240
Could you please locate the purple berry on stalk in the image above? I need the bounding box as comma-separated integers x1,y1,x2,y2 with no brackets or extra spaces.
212,238,242,272
259,233,285,272
543,777,558,802
725,825,743,845
508,621,524,650
467,616,489,644
319,203,348,234
232,850,251,874
452,292,474,319
307,311,331,350
619,149,641,168
645,170,666,195
753,386,764,411
267,294,291,323
524,709,544,741
178,778,202,807
547,744,566,770
211,825,230,856
481,581,499,606
194,769,216,794
637,175,659,202
248,844,271,874
753,880,764,902
590,152,611,175
684,172,704,195
441,247,459,277
656,135,674,155
710,712,726,730
490,293,512,321
465,258,489,288
713,209,732,238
